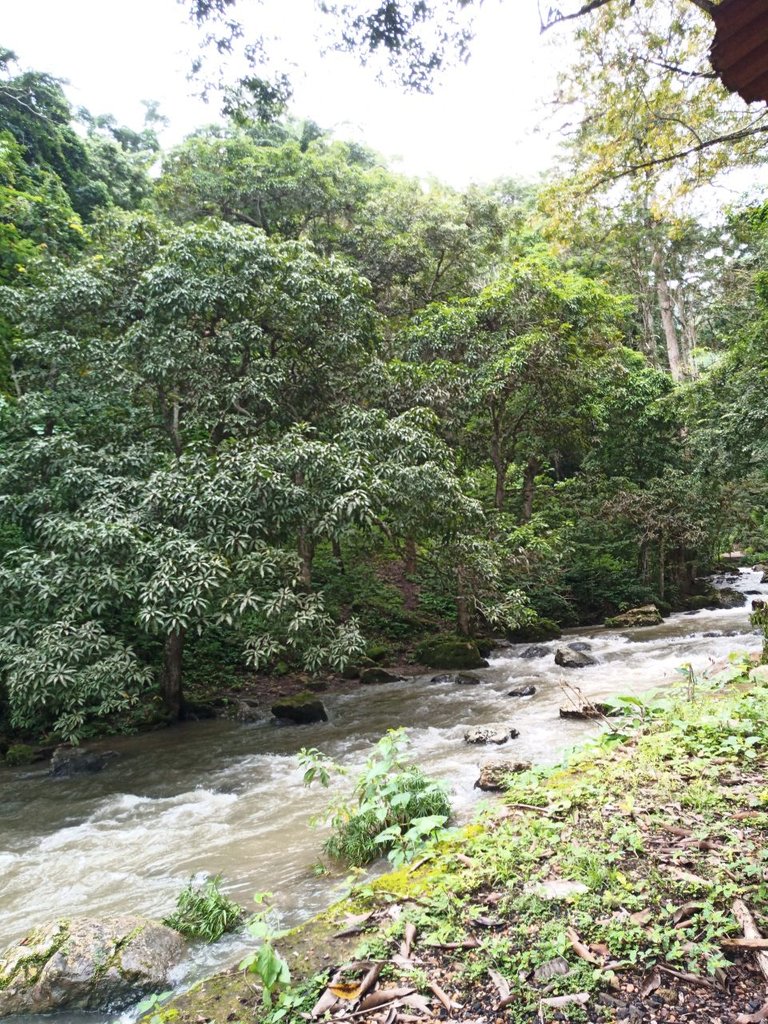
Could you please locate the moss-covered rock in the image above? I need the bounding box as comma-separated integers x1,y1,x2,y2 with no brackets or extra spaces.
0,916,184,1015
414,636,489,670
359,668,404,685
506,618,561,643
605,604,663,628
271,693,328,724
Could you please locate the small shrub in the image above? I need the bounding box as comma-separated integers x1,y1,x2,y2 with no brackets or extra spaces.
5,743,36,766
300,728,451,867
164,875,243,942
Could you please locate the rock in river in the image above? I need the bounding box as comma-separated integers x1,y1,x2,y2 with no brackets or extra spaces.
508,685,536,697
0,916,185,1015
604,604,663,629
554,648,596,669
455,673,482,685
359,668,404,685
271,692,328,724
519,645,550,660
49,746,117,777
464,726,519,745
475,758,531,791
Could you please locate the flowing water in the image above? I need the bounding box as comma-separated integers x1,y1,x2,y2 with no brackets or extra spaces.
2,567,766,1023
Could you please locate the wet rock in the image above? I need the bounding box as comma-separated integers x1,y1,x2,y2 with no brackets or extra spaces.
455,673,482,685
235,700,262,722
271,693,328,724
0,916,185,1015
567,641,593,652
604,604,663,629
49,747,117,777
559,702,612,720
508,685,536,697
554,648,597,669
746,590,761,595
762,572,768,585
359,668,404,685
429,673,454,684
414,636,489,670
464,726,519,745
716,587,747,608
519,644,550,659
306,678,329,692
475,758,531,790
702,631,721,638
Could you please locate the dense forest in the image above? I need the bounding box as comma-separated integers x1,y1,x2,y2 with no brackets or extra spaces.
2,0,768,746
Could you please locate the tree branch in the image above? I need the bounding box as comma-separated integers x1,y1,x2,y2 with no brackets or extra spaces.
540,0,715,32
594,122,768,184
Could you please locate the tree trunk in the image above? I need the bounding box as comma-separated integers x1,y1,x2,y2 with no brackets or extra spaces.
521,457,540,523
456,595,472,637
163,628,185,719
651,248,687,383
404,535,417,575
331,537,344,572
298,530,314,589
658,532,666,600
639,293,660,366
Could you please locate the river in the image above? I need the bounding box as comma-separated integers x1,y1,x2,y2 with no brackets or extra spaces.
1,567,765,1023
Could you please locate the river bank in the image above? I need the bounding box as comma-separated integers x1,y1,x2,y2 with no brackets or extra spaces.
148,658,768,1024
1,569,766,1024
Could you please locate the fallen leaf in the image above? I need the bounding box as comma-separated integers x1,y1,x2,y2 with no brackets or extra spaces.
400,921,417,959
533,955,570,983
540,992,590,1008
310,988,339,1017
358,988,416,1012
639,969,661,999
488,968,511,1002
671,900,706,924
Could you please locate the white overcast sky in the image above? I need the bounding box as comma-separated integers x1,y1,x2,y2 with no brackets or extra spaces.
3,0,566,187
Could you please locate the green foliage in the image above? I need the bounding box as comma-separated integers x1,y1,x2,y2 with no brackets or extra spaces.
300,728,451,866
163,876,244,942
3,742,35,766
239,893,291,1007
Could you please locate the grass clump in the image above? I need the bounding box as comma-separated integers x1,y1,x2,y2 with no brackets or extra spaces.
164,875,243,942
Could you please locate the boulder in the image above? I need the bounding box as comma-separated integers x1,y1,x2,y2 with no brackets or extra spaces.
475,758,531,791
0,916,185,1015
49,747,117,778
359,668,404,685
428,673,454,684
414,636,489,670
464,726,519,745
762,572,768,585
716,587,747,609
518,645,550,660
455,673,482,685
508,685,536,697
271,693,328,724
604,605,663,629
554,648,597,669
567,641,592,652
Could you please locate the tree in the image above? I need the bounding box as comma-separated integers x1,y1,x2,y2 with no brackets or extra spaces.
402,251,625,514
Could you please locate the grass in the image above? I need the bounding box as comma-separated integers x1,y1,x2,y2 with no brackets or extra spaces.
163,876,244,943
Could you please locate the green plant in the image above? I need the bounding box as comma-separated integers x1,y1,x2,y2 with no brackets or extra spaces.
163,875,243,942
301,728,451,866
239,893,291,1007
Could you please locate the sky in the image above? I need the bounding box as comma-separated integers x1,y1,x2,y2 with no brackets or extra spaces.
2,0,566,187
